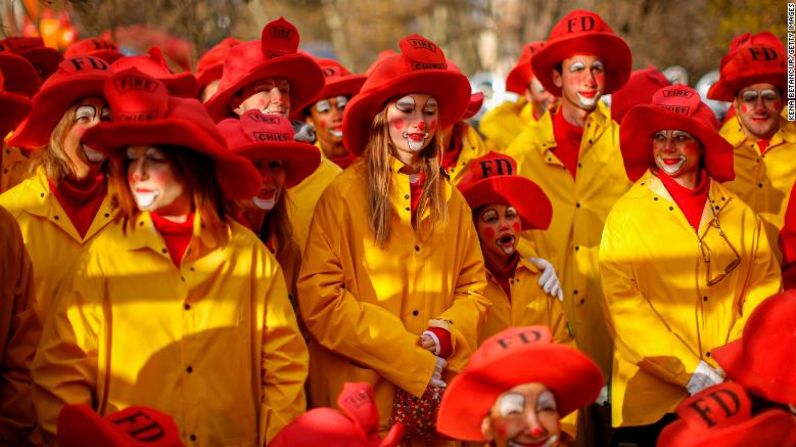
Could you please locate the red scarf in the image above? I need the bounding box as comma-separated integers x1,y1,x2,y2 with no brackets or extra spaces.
49,174,107,239
409,171,427,222
757,139,770,154
658,170,710,232
552,109,583,179
485,252,520,299
151,212,194,267
442,122,466,170
329,151,357,169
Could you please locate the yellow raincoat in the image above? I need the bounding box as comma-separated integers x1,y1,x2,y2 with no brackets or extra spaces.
445,123,491,186
32,212,307,446
298,158,489,429
720,116,796,262
506,101,631,378
600,171,781,427
0,206,37,446
479,100,536,151
287,157,342,251
1,143,32,194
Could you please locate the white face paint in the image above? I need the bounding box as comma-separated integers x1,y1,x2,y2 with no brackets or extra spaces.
571,60,603,109
251,196,276,210
70,104,111,165
387,94,439,160
652,130,701,177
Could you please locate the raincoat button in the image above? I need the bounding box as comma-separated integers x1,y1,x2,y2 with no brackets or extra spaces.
404,194,410,200
186,366,193,373
53,215,59,220
669,206,674,211
161,248,168,254
575,246,580,251
190,434,197,441
576,202,581,208
579,299,585,304
706,352,711,357
703,296,708,302
405,207,410,211
412,310,419,316
653,197,658,201
104,213,110,218
184,303,191,310
758,183,763,188
414,245,420,252
573,289,579,295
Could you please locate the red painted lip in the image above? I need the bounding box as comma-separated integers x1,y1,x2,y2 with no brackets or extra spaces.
578,91,597,98
134,188,154,193
331,125,343,131
509,439,550,447
662,158,681,165
407,133,425,141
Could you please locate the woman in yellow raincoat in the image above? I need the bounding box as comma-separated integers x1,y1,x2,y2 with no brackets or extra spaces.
32,69,308,446
297,34,489,446
600,84,781,442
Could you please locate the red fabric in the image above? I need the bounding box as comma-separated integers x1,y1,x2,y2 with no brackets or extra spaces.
329,151,357,169
707,32,787,101
485,252,520,299
783,265,796,290
426,327,453,359
552,108,583,179
757,139,769,154
49,174,107,239
442,122,465,170
658,169,709,232
151,212,194,267
409,171,427,221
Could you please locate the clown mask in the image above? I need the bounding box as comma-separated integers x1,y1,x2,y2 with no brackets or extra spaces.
553,55,605,111
126,146,190,219
481,383,562,447
476,204,522,260
251,159,286,211
387,94,439,161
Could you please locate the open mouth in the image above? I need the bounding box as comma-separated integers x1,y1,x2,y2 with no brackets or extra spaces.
496,233,516,254
133,188,159,209
329,128,343,138
82,143,106,163
508,434,558,447
252,196,276,210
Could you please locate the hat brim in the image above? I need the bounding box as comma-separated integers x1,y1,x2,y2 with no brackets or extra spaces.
161,72,199,98
342,69,471,155
437,344,603,441
0,53,40,97
657,406,796,447
294,75,367,120
0,91,32,136
619,105,734,183
205,54,325,122
707,71,787,102
23,47,63,79
197,64,224,91
460,176,552,230
712,339,796,405
232,142,321,188
531,33,631,97
9,75,108,149
505,61,531,95
83,119,261,200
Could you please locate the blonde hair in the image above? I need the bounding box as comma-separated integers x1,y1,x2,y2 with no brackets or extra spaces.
365,107,448,246
28,103,85,184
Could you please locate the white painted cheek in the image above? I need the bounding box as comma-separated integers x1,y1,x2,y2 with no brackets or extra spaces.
82,144,106,163
252,196,276,210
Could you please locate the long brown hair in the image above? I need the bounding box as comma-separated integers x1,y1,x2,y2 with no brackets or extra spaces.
255,191,293,251
365,107,448,246
109,145,230,241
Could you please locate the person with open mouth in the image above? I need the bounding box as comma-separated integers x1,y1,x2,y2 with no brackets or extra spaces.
437,326,603,447
601,83,782,444
31,69,308,446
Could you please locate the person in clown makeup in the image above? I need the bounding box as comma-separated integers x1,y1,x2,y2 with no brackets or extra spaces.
298,34,489,445
31,69,308,446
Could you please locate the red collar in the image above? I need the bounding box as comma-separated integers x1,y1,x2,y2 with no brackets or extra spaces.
49,174,107,238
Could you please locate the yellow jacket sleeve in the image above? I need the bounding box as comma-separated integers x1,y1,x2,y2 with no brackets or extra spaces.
600,212,700,387
259,260,308,444
297,197,438,397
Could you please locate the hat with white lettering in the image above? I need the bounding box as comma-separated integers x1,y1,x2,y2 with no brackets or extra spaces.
58,404,184,447
656,382,796,447
343,34,471,155
112,47,198,98
708,32,787,101
217,111,320,187
531,9,631,96
619,84,734,182
436,326,603,442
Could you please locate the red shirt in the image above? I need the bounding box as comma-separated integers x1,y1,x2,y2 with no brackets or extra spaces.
329,151,357,169
757,139,770,154
409,171,427,222
441,122,465,171
658,170,710,232
151,212,194,267
49,174,107,239
552,109,583,179
485,252,520,299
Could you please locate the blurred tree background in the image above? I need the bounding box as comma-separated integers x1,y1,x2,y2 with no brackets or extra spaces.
0,0,786,83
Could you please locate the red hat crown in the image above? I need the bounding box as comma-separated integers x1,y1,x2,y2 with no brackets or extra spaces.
548,9,616,41
55,55,112,77
237,110,295,145
677,383,751,431
398,34,448,71
708,32,786,101
196,37,241,86
104,68,170,122
610,66,671,123
319,58,353,82
261,17,300,59
505,41,545,94
66,38,119,56
460,152,518,186
471,326,553,367
1,36,47,53
113,47,176,78
651,84,719,130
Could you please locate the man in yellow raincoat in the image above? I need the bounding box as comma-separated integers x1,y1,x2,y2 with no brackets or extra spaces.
707,32,794,263
601,84,781,442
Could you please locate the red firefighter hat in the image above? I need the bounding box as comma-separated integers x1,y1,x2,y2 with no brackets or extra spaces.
313,58,367,104
217,111,320,188
65,37,124,64
0,40,41,97
9,56,112,150
656,382,796,447
270,382,404,447
708,32,786,101
57,404,184,447
457,152,552,231
505,41,545,95
437,326,603,442
204,17,325,122
620,84,734,182
445,58,483,121
196,37,242,91
111,47,198,98
343,34,471,155
0,71,32,136
532,9,631,97
610,65,671,123
0,36,63,80
83,68,260,200
712,290,796,405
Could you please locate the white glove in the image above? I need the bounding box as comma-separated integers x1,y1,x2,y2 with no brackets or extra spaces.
686,360,725,396
595,385,609,406
529,257,563,302
429,356,447,388
421,330,441,355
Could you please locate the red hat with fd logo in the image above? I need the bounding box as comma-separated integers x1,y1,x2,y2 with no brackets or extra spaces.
712,290,796,405
217,111,320,188
312,58,367,105
707,32,786,101
66,37,124,64
112,47,198,98
619,84,734,182
505,41,545,95
343,34,471,155
204,17,325,122
57,404,184,447
9,56,112,150
270,382,404,447
457,151,552,231
83,68,261,200
196,37,242,92
436,326,603,442
531,9,631,97
610,65,671,124
0,71,32,136
0,36,63,81
656,382,796,447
